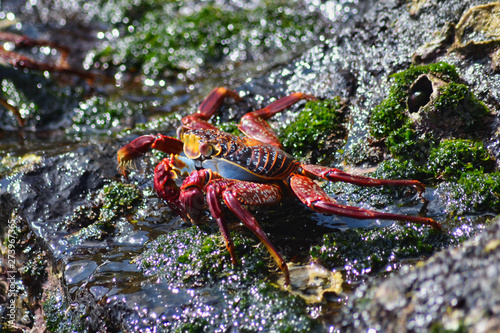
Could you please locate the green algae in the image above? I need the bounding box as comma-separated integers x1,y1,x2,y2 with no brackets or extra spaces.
366,62,492,185
280,98,347,163
385,124,435,163
91,0,330,77
374,156,427,182
98,182,141,223
135,226,317,331
428,139,495,180
365,62,497,218
215,120,241,136
43,288,85,333
168,281,317,333
375,139,496,182
433,81,488,120
370,62,489,156
310,224,462,280
65,181,141,242
438,171,500,215
374,138,500,215
136,226,269,287
70,95,142,134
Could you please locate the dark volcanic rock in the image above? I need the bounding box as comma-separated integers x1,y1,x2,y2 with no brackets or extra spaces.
337,217,500,332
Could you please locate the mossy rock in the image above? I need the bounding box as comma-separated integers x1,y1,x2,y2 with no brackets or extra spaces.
374,157,428,182
43,288,85,333
65,181,141,242
370,62,488,151
407,76,489,140
167,281,317,332
370,62,459,139
134,226,319,331
91,0,329,77
367,62,494,195
280,97,347,164
376,137,496,182
135,226,270,287
310,224,462,279
438,171,500,215
385,124,436,163
428,139,495,180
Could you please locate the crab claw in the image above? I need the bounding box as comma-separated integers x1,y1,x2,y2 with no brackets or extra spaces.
179,169,217,223
117,134,184,177
179,186,207,224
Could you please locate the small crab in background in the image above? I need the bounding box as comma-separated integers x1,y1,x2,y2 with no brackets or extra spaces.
0,31,96,127
118,87,440,284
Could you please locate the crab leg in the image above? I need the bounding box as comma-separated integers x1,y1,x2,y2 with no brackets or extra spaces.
206,185,238,266
182,87,241,130
0,32,96,80
117,134,184,176
290,174,441,230
205,179,290,284
238,92,315,147
0,31,70,56
301,164,426,194
0,96,25,127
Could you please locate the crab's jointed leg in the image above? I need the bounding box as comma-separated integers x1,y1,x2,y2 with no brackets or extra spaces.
182,87,242,131
153,154,204,220
0,31,96,80
0,96,25,127
205,179,291,284
289,174,441,230
301,164,427,194
238,92,315,147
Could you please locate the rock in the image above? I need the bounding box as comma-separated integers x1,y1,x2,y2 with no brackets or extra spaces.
337,217,500,332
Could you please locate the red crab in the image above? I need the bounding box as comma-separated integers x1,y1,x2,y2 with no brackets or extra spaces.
118,87,440,284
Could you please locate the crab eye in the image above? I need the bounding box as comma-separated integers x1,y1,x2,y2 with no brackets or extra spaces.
199,142,213,157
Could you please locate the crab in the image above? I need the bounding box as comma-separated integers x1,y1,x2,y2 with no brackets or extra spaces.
117,87,441,284
0,31,95,126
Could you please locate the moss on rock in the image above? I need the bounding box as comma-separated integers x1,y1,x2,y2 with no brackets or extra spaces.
134,226,318,331
310,224,462,280
135,225,269,287
428,139,495,180
370,62,459,139
65,181,141,242
366,62,496,217
168,281,316,332
280,97,347,163
438,171,500,215
91,0,329,77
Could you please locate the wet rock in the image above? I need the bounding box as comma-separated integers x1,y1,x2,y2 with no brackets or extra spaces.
2,0,500,331
452,2,500,55
337,216,500,332
413,2,500,70
279,97,348,164
412,23,455,63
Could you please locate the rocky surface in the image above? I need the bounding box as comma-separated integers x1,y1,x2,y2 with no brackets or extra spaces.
337,216,500,332
1,0,500,332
